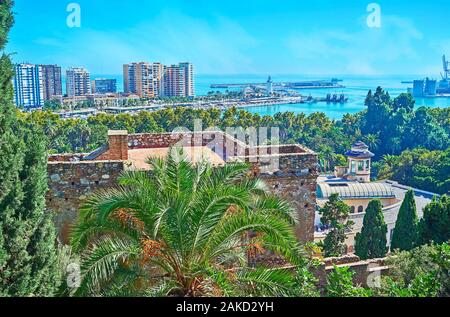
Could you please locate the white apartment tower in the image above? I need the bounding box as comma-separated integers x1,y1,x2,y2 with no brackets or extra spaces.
13,63,44,108
66,67,91,97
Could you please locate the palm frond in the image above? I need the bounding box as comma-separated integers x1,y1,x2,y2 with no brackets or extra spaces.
75,237,140,296
235,267,296,297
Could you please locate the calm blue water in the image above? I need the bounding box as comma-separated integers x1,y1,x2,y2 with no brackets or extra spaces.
81,74,450,120
197,74,450,120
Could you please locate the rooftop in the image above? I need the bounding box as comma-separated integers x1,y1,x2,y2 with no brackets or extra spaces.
317,181,395,200
344,141,375,159
127,147,225,170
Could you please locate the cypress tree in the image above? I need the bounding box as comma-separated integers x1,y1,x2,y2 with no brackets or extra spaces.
0,0,61,296
418,195,450,245
391,190,419,251
355,200,388,260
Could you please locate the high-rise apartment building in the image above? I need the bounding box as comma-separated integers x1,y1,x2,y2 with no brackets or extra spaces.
66,67,91,97
124,61,194,99
162,64,181,98
41,64,63,100
179,62,194,98
92,78,117,94
163,62,194,98
123,62,162,98
13,63,44,108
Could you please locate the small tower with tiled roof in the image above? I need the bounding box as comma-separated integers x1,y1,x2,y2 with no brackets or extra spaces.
344,141,374,183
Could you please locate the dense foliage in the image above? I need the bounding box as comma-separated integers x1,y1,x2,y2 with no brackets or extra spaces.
354,200,388,260
391,190,419,251
325,266,371,297
376,147,450,195
318,194,354,257
0,0,60,296
18,87,449,194
378,243,449,297
71,148,307,297
418,195,450,245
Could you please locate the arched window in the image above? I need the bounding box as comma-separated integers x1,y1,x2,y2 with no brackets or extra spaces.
350,206,356,214
358,206,364,213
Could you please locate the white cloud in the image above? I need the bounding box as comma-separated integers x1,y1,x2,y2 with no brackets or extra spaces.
28,11,259,74
284,15,424,75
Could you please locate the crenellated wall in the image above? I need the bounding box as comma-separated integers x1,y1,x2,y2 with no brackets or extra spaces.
46,130,318,244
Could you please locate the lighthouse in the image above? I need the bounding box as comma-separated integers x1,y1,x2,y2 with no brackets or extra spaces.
266,75,273,96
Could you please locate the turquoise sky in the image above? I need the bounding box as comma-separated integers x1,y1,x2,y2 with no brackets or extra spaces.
6,0,450,75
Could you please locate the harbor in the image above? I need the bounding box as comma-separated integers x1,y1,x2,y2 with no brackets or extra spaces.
406,55,450,98
210,78,345,90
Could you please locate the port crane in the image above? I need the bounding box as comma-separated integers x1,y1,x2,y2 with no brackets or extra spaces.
442,55,450,80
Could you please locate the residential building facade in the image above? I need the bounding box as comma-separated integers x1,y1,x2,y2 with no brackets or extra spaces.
66,67,91,97
123,62,161,98
41,64,63,101
124,61,194,99
13,63,44,108
163,62,194,98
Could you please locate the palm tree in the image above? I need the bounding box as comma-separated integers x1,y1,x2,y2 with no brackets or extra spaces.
71,147,304,297
317,144,336,173
381,154,398,168
363,133,380,152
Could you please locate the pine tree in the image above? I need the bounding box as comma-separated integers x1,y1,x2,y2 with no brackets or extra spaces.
355,200,388,260
0,0,61,296
391,190,419,251
319,194,354,257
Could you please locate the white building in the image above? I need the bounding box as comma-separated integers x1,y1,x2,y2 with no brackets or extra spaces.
13,63,44,108
315,141,438,251
66,67,91,97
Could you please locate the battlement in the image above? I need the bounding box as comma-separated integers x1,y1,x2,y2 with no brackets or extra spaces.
46,130,318,243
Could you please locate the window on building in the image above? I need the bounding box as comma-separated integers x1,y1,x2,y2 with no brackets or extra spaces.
350,161,356,173
351,206,355,214
358,206,364,213
358,161,364,171
366,160,370,170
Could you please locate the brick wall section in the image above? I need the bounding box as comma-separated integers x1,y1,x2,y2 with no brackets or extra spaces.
47,160,125,243
96,130,129,161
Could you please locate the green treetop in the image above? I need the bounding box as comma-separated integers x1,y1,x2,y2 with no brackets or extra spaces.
391,190,419,251
419,195,450,245
355,200,388,260
319,193,354,257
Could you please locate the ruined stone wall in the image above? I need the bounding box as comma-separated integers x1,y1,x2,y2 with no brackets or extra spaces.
246,151,319,243
47,160,125,243
46,130,319,245
48,154,86,162
312,256,389,289
264,174,317,243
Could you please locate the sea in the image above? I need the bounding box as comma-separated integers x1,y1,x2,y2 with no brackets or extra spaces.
85,74,450,120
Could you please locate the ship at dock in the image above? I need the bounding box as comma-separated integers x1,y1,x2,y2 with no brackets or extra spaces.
409,55,450,98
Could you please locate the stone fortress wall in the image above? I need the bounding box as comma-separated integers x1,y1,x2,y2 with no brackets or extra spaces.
46,130,318,243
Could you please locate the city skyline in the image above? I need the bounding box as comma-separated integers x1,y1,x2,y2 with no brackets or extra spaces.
6,0,450,76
